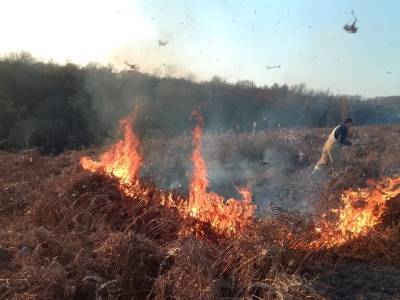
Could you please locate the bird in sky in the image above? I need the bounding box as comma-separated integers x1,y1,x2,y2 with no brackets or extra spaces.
124,61,139,72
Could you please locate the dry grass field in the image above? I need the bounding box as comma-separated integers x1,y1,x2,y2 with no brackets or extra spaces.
1,124,400,299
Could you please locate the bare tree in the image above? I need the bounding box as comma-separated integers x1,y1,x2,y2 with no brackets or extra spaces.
3,51,36,65
7,119,36,151
106,63,114,74
337,96,353,121
152,66,162,77
85,61,101,70
185,71,196,82
164,64,176,78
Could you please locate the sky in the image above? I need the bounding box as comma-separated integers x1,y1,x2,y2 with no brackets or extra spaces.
1,0,399,98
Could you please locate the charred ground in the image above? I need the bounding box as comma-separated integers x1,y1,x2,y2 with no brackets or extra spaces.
1,125,400,299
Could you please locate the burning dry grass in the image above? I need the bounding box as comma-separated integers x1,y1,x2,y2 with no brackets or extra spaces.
2,124,400,299
0,152,321,299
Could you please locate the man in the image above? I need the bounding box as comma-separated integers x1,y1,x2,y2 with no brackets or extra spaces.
309,118,354,179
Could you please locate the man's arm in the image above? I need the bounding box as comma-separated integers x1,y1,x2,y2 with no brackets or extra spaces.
337,126,352,146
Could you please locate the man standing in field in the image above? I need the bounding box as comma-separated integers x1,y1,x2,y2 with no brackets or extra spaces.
309,118,354,179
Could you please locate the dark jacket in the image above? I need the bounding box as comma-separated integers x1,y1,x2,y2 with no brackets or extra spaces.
333,125,351,146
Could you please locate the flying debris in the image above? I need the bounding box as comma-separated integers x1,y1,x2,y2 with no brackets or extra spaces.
343,10,358,33
158,39,169,46
266,64,281,69
124,61,139,72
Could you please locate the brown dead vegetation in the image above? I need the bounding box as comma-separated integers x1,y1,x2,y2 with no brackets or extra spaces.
1,125,400,299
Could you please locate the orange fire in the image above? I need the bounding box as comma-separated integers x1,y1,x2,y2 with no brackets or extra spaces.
80,110,255,236
312,177,400,248
80,111,142,183
187,116,256,234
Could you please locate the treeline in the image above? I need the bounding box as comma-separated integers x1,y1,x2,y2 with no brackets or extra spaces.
1,51,400,154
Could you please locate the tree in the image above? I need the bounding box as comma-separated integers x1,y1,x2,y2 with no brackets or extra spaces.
1,51,36,65
164,64,176,78
6,118,36,151
184,72,196,82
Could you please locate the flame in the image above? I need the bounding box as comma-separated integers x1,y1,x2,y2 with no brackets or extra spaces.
80,111,141,183
80,110,255,237
312,177,400,248
187,116,256,234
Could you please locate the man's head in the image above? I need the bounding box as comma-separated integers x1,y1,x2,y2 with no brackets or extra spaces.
344,118,354,128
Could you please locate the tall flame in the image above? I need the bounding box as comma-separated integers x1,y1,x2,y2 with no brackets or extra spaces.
188,116,256,234
312,177,400,248
80,110,256,236
80,111,141,183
